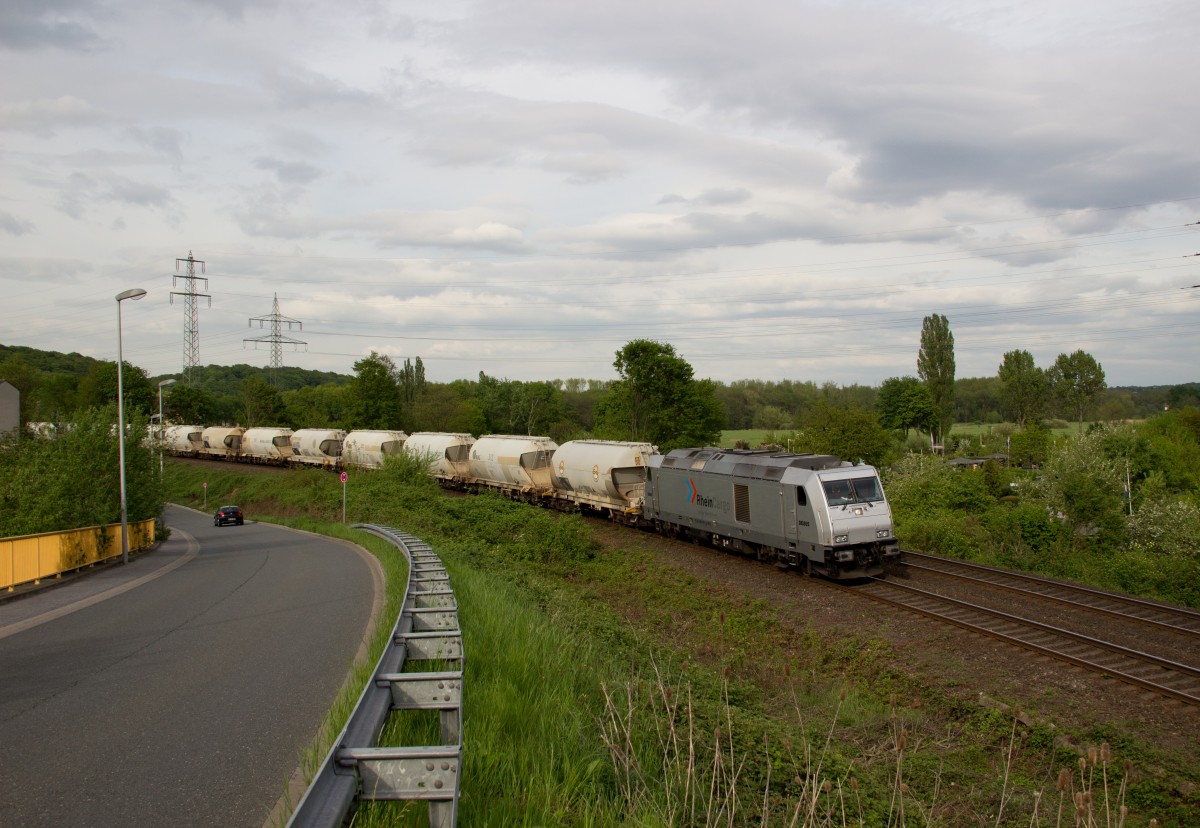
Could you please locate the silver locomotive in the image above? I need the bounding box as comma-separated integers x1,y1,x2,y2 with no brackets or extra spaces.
644,447,899,579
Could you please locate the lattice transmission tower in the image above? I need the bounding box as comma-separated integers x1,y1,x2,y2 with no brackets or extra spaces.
245,293,306,386
170,252,210,384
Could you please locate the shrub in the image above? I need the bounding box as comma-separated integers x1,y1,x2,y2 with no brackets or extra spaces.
1127,497,1200,559
897,511,979,558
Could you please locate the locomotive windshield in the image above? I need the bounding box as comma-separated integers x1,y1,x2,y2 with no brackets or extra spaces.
822,476,884,506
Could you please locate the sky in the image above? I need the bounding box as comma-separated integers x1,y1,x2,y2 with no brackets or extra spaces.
1,0,1198,389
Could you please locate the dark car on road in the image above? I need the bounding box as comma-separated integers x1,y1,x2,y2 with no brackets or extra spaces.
214,505,244,526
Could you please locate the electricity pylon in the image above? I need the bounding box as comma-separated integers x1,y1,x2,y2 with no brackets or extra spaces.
245,293,306,386
170,252,210,384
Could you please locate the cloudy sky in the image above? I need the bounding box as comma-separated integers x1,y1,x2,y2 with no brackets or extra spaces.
2,0,1198,389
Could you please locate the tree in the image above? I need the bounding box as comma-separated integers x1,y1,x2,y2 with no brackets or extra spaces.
348,352,403,429
876,376,936,435
593,340,723,451
1166,383,1200,410
166,384,219,424
1047,350,1106,433
410,384,485,434
76,360,155,417
241,376,285,426
751,404,792,430
281,384,349,429
793,400,893,468
917,314,955,445
400,357,427,404
997,349,1046,429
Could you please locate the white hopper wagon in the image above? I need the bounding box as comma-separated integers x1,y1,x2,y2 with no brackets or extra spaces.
552,440,656,521
163,424,204,456
202,426,244,460
404,432,475,482
241,427,295,464
291,429,345,468
343,429,409,469
467,435,558,495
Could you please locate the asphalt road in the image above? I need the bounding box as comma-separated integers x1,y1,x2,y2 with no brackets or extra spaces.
0,504,380,827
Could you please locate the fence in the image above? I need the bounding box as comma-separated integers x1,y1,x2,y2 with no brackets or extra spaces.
1,519,156,591
288,524,463,828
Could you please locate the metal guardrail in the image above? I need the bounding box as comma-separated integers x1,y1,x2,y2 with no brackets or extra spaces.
287,525,463,828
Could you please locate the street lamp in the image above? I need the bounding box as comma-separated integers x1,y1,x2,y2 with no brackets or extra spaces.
116,287,147,565
157,378,176,480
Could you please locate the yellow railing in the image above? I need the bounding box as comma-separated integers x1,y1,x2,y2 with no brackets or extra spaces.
1,519,156,591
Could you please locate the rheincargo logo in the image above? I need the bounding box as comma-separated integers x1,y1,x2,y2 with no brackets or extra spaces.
687,477,715,508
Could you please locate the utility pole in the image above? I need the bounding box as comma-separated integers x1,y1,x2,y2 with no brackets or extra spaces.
245,293,306,386
170,252,210,384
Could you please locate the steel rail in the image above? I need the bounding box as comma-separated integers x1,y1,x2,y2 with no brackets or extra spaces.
849,578,1200,706
901,550,1200,631
287,526,462,828
898,553,1200,637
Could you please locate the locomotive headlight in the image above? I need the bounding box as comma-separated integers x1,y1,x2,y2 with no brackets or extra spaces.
876,528,891,539
834,533,849,543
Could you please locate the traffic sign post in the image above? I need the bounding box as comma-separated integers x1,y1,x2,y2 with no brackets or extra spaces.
340,471,348,525
203,481,207,509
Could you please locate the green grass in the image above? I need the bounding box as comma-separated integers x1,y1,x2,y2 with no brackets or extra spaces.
164,458,1193,826
719,429,773,447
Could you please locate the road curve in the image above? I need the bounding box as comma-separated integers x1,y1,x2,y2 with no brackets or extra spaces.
0,504,380,827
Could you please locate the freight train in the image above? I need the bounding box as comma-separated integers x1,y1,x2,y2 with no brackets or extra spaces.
160,425,900,578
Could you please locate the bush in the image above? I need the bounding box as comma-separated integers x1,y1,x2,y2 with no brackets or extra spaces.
897,511,980,558
0,404,163,536
1128,498,1200,559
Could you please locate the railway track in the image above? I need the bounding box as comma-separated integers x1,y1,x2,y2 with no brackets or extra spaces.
900,550,1200,636
846,559,1200,706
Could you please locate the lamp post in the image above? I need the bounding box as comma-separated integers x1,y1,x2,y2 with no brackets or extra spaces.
157,378,176,481
117,288,148,565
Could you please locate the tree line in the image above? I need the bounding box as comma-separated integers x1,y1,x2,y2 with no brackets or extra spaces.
3,328,1197,455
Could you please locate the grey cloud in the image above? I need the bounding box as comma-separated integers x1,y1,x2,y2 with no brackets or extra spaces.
0,210,35,236
447,1,1200,212
125,125,185,166
265,65,376,110
106,176,172,208
254,157,324,185
0,0,104,50
0,95,104,134
695,188,751,206
189,0,282,21
550,207,851,260
407,93,828,187
57,172,175,218
659,188,752,206
234,196,529,253
270,128,332,156
0,257,90,284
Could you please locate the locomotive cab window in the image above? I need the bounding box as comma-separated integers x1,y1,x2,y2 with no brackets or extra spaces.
851,476,884,503
796,486,807,506
822,476,884,505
